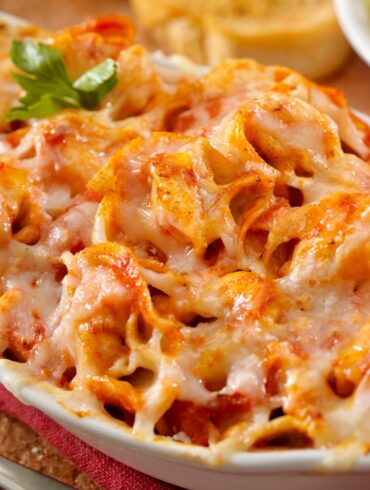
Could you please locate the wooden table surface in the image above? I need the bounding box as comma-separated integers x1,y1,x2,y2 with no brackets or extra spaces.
0,0,369,488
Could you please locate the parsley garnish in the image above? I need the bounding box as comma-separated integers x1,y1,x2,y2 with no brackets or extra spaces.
6,39,118,121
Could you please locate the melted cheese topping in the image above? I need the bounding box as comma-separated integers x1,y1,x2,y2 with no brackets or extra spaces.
1,14,370,463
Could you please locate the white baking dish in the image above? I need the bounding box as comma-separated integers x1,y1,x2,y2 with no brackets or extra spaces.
1,360,370,490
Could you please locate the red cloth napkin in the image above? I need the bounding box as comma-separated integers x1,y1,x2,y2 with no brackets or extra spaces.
0,384,178,490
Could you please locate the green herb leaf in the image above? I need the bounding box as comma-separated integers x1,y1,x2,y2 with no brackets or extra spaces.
6,39,118,122
8,94,78,121
73,59,118,110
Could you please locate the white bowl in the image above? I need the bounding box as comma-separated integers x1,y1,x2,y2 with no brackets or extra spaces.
334,0,370,66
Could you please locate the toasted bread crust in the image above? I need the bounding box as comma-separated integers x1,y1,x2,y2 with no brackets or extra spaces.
131,0,351,79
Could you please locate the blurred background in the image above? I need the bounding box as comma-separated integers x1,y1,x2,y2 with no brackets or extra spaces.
0,0,369,113
0,0,369,109
0,0,129,30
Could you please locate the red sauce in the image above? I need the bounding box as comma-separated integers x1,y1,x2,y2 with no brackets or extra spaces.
164,393,251,446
